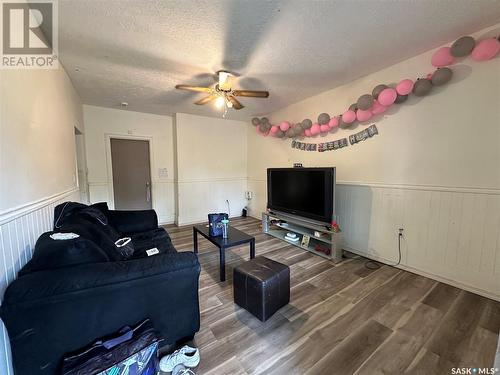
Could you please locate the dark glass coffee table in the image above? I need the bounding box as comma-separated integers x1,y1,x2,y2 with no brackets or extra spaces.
193,224,255,282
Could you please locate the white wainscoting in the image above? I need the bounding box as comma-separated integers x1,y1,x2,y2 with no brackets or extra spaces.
88,181,175,225
0,188,80,375
248,179,500,301
176,178,247,226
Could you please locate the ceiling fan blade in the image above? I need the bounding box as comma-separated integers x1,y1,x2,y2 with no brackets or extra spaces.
233,90,269,98
175,84,211,93
227,96,244,110
194,95,218,105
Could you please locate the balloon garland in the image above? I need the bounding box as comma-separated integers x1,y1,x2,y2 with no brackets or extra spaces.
250,33,500,140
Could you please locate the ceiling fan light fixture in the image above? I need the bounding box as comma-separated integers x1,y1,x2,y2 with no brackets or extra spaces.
218,71,231,90
175,72,269,111
215,96,225,108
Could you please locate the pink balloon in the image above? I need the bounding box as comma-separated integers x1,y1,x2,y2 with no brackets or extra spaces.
378,88,397,106
320,124,330,133
356,109,372,122
310,123,320,135
342,110,356,124
396,79,414,95
328,117,339,128
371,100,388,115
377,87,398,107
279,121,290,131
471,38,500,61
304,129,312,137
270,125,279,134
431,47,455,67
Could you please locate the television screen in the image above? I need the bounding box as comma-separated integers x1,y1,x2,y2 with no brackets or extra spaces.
267,167,335,224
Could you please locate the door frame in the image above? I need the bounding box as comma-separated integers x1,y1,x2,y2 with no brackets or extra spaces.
75,127,90,204
104,133,154,210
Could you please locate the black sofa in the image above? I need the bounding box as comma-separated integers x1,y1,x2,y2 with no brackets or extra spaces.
0,202,201,375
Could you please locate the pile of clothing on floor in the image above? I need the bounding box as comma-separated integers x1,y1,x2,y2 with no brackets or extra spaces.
60,319,200,375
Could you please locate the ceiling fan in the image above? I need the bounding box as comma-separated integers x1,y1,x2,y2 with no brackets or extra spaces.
175,71,269,110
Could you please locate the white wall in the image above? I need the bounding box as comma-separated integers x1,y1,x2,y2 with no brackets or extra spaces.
0,69,83,212
175,113,248,225
247,24,500,300
83,105,175,224
0,66,83,375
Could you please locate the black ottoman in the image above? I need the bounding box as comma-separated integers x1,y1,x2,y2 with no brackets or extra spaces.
233,256,290,321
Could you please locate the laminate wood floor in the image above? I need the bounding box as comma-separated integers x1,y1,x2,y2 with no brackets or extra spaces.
165,217,500,375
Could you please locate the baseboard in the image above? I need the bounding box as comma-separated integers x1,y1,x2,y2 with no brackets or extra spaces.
159,220,175,226
344,246,500,302
176,214,242,227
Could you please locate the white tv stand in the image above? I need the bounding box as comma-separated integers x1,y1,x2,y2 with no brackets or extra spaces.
262,211,343,263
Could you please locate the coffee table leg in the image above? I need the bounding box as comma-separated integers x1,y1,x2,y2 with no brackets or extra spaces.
220,247,226,282
250,239,256,259
193,228,198,254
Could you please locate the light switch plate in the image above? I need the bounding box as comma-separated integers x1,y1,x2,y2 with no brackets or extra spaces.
158,168,168,178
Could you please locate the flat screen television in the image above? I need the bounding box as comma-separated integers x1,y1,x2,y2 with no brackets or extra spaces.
267,167,335,224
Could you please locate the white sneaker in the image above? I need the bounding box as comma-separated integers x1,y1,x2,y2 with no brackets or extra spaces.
172,364,196,375
159,345,200,372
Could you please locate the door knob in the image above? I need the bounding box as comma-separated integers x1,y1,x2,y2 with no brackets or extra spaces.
146,182,151,202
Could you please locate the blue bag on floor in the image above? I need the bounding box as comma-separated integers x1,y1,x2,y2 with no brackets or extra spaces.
61,319,162,375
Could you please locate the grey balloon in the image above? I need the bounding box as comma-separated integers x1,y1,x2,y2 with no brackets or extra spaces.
450,36,475,57
259,123,269,133
431,67,453,86
286,128,294,138
372,84,388,99
301,119,313,129
394,94,408,104
412,79,433,96
293,124,302,136
357,94,374,110
251,117,261,126
261,117,269,125
349,103,358,112
318,113,330,125
276,130,285,138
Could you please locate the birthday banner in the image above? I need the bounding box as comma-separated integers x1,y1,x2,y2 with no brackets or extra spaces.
292,125,378,152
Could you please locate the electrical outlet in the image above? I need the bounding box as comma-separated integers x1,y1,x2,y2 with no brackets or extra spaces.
398,228,404,236
245,191,253,200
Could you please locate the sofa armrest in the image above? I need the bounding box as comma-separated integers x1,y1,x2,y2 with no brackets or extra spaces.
1,252,201,374
107,209,159,234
